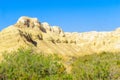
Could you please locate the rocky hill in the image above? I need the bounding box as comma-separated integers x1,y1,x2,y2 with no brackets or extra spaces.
0,16,120,56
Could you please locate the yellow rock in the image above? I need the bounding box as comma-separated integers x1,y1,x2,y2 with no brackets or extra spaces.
0,16,120,57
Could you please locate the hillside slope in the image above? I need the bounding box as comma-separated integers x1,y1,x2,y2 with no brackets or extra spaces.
0,16,120,56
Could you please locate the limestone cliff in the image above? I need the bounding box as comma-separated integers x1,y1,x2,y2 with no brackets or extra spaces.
0,16,120,56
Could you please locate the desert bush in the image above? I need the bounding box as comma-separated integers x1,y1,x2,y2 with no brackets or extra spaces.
0,49,66,80
72,52,120,80
0,50,120,80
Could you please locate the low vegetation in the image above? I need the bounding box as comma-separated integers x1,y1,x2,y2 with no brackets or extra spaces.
0,49,68,80
72,52,120,80
0,50,120,80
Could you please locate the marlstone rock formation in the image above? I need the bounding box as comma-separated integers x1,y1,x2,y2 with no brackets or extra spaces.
0,16,120,56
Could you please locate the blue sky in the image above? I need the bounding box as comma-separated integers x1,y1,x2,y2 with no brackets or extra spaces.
0,0,120,32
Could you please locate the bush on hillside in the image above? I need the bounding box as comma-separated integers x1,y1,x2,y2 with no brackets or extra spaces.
0,49,66,80
72,52,120,80
0,50,120,80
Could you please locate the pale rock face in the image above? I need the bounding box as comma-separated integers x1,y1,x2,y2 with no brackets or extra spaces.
41,22,51,31
0,16,120,56
17,16,27,24
52,26,64,34
51,26,65,37
115,27,120,32
52,26,60,34
16,16,41,28
41,22,65,36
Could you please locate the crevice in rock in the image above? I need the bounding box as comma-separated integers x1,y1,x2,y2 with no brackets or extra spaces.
23,34,37,46
19,30,37,46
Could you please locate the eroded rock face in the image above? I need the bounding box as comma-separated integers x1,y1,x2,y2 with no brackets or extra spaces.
52,26,65,37
42,22,51,31
0,16,120,56
16,16,41,28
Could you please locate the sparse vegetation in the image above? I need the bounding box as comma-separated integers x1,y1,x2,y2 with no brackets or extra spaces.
71,52,120,80
0,50,120,80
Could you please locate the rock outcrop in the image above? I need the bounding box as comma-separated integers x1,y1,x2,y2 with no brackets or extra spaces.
0,16,120,56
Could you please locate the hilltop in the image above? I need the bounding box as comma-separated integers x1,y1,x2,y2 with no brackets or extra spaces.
0,16,120,56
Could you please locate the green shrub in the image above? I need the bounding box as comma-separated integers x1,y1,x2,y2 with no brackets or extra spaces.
0,50,120,80
72,52,120,80
0,49,66,80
